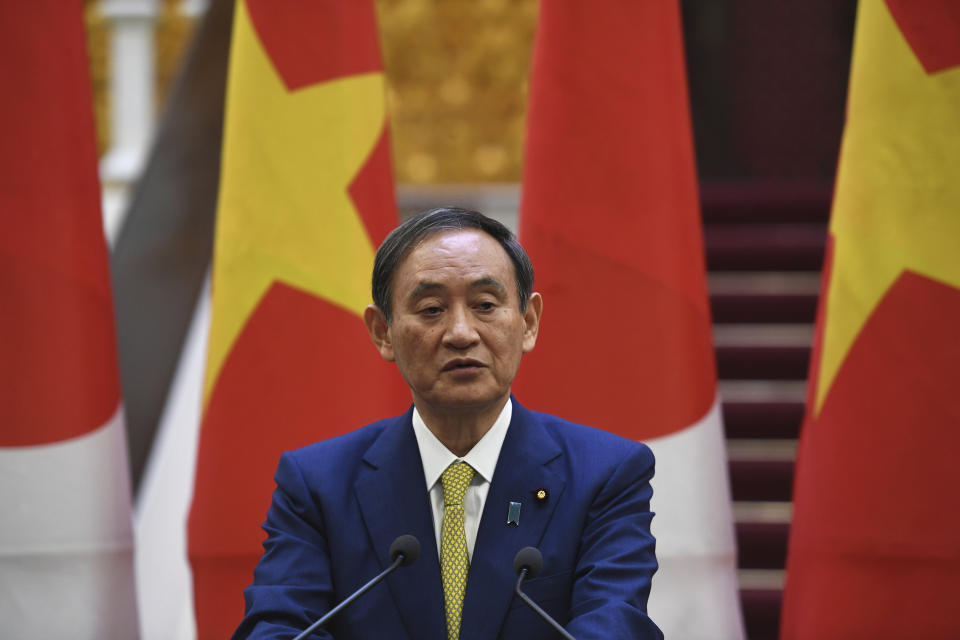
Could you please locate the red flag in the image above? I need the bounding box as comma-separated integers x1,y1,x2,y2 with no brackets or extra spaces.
0,3,138,637
782,2,960,637
187,2,408,635
515,1,743,636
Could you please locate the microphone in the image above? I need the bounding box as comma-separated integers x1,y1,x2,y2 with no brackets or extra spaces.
389,534,420,567
293,535,420,640
513,547,576,640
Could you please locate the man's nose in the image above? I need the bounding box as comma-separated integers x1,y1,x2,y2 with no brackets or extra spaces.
442,305,480,349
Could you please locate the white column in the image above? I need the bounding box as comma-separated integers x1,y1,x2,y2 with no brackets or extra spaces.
99,0,159,243
179,0,208,19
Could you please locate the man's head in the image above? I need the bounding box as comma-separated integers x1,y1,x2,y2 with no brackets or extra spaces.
363,208,542,417
371,207,534,324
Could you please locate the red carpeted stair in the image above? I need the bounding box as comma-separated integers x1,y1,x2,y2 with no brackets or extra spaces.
703,181,829,639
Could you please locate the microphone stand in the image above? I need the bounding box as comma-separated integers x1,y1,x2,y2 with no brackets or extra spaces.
293,553,406,640
514,567,576,640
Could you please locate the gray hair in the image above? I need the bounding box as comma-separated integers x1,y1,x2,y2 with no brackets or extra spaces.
371,207,534,323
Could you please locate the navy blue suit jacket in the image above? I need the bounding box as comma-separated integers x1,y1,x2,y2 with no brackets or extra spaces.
234,399,662,639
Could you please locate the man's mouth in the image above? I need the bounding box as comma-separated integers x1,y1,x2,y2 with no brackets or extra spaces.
442,358,484,372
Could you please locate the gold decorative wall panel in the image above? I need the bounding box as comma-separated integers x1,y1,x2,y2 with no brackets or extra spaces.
377,0,537,183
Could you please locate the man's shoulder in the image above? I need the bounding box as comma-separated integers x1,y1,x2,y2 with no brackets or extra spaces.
516,402,654,465
285,408,412,467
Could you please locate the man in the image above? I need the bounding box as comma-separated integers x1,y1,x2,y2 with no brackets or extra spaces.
234,208,662,639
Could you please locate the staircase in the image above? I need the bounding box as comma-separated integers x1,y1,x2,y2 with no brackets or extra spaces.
703,181,831,639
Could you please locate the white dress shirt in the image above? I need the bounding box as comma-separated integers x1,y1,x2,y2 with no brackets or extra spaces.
412,399,512,561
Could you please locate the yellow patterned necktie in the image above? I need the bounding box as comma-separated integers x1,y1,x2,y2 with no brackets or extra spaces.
440,461,475,640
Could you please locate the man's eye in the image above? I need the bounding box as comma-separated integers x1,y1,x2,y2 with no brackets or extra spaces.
476,301,496,312
420,306,443,316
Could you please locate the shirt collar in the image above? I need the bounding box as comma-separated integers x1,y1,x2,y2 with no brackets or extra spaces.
412,398,512,490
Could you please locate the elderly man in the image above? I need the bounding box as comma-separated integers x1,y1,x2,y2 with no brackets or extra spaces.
234,208,662,639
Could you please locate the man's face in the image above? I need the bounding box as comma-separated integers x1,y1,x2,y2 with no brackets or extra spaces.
365,229,541,415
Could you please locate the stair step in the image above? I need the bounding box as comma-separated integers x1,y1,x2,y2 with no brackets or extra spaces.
736,522,789,569
727,440,796,463
709,272,822,296
729,460,794,502
723,401,804,439
714,324,813,348
719,380,806,404
716,345,810,380
705,225,827,271
701,181,832,224
711,292,818,324
740,588,783,640
733,501,792,524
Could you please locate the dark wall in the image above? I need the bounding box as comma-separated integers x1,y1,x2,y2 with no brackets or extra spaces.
682,0,858,181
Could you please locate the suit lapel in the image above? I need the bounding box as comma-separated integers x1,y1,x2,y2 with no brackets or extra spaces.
459,401,566,640
354,411,446,640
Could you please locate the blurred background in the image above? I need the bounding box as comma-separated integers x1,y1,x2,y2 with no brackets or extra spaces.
83,0,859,637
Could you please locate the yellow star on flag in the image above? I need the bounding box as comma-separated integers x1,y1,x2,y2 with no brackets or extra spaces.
814,2,960,412
204,0,387,401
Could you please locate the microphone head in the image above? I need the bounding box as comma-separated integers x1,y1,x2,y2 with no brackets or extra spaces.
513,546,542,579
389,535,420,567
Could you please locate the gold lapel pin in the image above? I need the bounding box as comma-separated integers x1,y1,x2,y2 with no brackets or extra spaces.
534,487,548,502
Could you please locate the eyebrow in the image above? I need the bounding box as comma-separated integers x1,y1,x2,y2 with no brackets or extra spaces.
471,277,507,293
408,277,507,299
409,281,444,299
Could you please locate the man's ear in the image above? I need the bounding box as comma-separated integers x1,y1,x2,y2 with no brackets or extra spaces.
521,292,543,353
363,304,395,362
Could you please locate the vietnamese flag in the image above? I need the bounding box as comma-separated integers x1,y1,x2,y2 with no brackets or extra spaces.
186,1,410,636
0,2,139,638
781,2,960,638
514,1,744,637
